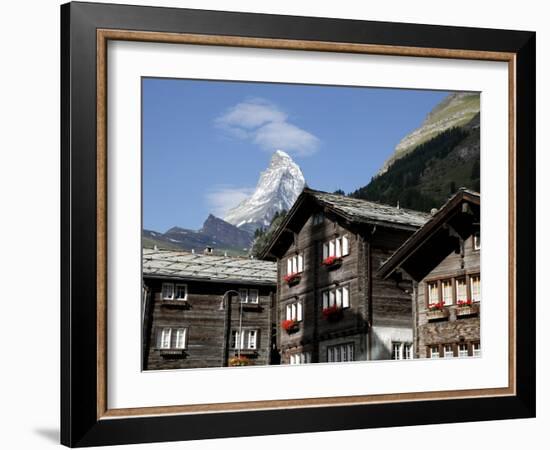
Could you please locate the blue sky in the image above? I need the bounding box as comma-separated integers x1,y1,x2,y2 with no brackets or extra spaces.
143,78,449,231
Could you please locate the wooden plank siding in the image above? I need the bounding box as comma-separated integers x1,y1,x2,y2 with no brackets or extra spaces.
416,234,481,358
143,277,275,370
277,209,417,363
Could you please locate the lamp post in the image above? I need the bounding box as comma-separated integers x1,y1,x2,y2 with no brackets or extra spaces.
219,290,243,366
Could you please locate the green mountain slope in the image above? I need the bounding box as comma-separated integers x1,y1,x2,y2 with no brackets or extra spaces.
351,112,480,212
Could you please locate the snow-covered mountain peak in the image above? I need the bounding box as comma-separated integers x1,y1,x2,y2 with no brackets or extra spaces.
224,150,305,233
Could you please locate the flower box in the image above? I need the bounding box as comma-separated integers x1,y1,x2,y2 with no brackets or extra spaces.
426,307,449,321
281,319,300,334
322,256,343,269
284,272,302,286
228,356,250,366
322,305,343,322
456,300,479,317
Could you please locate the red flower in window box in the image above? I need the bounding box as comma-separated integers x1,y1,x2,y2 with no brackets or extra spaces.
457,299,473,307
322,256,343,267
284,272,302,286
322,304,343,322
427,301,446,311
281,319,299,334
228,356,250,366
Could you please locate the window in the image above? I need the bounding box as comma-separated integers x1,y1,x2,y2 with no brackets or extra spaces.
322,235,350,259
312,212,324,225
430,346,440,358
458,343,469,357
470,275,481,302
161,283,174,300
158,327,188,349
286,253,304,275
473,342,481,357
442,280,453,306
289,352,312,365
327,343,354,363
175,284,187,301
473,232,481,250
444,344,454,358
427,281,439,304
285,301,303,321
392,342,413,360
232,330,259,350
456,278,467,302
322,285,350,309
174,328,187,349
392,342,401,360
238,288,259,304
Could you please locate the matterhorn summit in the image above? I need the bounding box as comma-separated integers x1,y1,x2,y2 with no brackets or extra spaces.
224,150,306,233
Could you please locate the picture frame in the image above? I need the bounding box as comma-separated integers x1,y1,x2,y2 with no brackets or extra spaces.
60,1,535,447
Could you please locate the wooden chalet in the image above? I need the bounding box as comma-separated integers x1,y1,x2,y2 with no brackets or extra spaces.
142,249,276,370
378,188,481,359
260,188,429,364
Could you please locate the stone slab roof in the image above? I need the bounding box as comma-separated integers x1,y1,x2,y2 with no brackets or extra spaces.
309,190,430,228
143,248,277,285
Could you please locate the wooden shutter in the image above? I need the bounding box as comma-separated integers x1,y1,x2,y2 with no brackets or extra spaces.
342,286,350,308
297,302,303,321
287,258,292,275
297,254,304,272
342,235,349,256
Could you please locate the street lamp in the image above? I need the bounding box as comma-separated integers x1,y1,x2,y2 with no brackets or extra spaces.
219,290,244,366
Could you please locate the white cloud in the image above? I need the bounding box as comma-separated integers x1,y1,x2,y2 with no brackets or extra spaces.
215,98,320,157
205,185,255,218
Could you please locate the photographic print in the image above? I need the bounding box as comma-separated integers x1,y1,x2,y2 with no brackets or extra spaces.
141,78,481,371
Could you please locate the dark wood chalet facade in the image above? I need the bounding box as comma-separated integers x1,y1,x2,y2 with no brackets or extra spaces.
260,188,429,365
378,189,481,359
142,249,276,370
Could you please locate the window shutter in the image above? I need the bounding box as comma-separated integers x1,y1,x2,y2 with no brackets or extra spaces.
336,288,342,307
297,254,304,272
286,305,292,320
297,302,303,321
322,243,328,259
287,258,292,275
335,238,342,257
342,286,350,308
329,240,335,257
342,235,349,256
322,291,329,309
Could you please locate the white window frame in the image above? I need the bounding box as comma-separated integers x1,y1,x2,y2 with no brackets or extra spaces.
473,232,481,250
238,288,248,303
322,235,350,260
286,253,304,275
427,281,439,304
430,346,440,358
174,328,187,349
404,343,413,360
327,343,354,363
161,282,174,300
248,289,259,304
442,280,453,306
444,344,454,358
285,300,303,322
458,343,469,358
456,278,467,302
247,330,258,349
175,284,187,301
473,342,481,357
159,328,172,349
392,342,402,360
470,275,481,302
321,285,351,310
